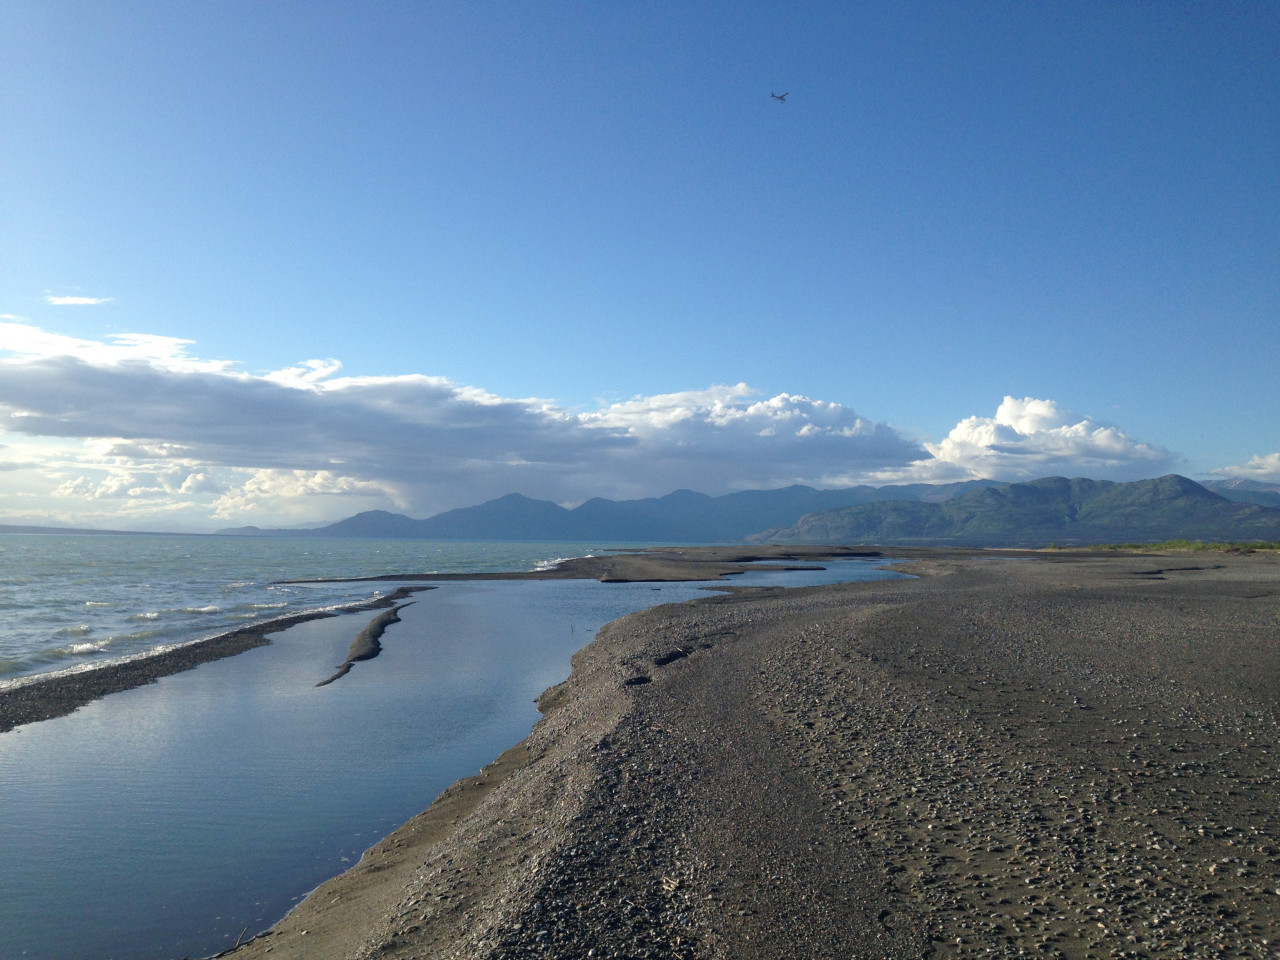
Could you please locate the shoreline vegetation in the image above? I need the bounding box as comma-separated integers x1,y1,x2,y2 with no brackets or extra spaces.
1067,539,1280,553
5,545,1279,958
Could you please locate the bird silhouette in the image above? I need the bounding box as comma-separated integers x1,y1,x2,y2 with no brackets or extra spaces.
771,91,789,102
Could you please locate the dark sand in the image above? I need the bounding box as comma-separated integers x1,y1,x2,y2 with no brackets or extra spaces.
7,547,1279,958
315,600,417,687
217,548,1280,959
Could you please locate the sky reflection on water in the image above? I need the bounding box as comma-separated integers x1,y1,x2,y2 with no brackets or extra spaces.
0,561,906,960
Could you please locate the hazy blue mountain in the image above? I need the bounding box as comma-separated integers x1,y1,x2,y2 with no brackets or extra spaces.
315,509,439,538
0,523,156,536
406,493,577,539
755,475,1280,546
217,480,999,542
1201,477,1280,509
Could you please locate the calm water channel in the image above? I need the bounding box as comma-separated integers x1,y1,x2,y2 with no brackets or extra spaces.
0,560,906,960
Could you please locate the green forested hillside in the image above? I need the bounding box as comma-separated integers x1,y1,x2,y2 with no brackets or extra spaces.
757,476,1280,546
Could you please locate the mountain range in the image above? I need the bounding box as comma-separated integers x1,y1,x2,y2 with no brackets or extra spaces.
211,475,1280,547
1201,476,1280,509
219,480,999,542
754,475,1280,546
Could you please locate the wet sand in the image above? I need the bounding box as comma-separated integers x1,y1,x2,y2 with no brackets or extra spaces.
222,548,1280,959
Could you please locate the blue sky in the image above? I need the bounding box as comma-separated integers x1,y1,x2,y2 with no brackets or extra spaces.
2,1,1277,531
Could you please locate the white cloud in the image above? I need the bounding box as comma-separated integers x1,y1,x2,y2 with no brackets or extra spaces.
179,472,222,495
44,295,113,305
209,469,396,521
263,359,344,388
0,319,236,374
581,386,901,444
0,322,929,525
0,323,1188,528
580,384,756,431
910,396,1176,482
50,463,222,501
51,476,103,499
1215,453,1280,483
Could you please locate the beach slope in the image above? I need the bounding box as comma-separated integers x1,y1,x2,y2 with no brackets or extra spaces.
228,550,1280,959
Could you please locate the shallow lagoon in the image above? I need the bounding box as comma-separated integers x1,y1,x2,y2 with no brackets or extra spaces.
0,562,906,960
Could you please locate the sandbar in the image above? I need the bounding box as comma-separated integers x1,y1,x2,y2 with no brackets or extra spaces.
0,546,869,733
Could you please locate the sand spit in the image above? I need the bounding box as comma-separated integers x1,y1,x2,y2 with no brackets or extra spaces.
316,601,417,687
283,545,883,586
0,545,871,733
224,549,1280,959
0,585,434,734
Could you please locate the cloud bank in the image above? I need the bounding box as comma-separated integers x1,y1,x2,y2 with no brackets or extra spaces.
0,322,1182,529
0,321,926,526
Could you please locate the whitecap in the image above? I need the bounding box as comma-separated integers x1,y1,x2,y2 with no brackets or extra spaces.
34,639,112,664
0,596,378,693
533,557,572,571
65,641,108,656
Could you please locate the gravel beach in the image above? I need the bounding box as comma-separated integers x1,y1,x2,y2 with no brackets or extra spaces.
223,549,1280,959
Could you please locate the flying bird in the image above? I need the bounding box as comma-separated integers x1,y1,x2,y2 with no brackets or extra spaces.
771,91,789,102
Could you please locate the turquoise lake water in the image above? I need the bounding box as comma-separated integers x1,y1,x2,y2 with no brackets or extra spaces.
0,537,907,960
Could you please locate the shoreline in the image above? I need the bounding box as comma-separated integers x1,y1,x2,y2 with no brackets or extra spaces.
222,548,1280,959
0,584,429,733
0,545,879,734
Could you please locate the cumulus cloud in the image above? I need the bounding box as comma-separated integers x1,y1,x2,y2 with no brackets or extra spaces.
179,472,222,495
50,463,225,501
575,386,924,495
45,295,113,305
909,396,1176,482
209,469,397,520
1215,453,1280,483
